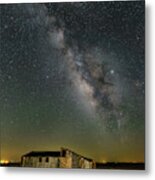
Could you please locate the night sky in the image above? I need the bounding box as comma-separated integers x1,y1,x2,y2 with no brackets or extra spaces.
0,1,145,163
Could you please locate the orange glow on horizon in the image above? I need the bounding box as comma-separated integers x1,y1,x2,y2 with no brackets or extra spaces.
0,160,9,164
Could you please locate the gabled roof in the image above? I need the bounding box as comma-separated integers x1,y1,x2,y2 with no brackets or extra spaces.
22,148,94,161
61,147,93,161
22,151,61,157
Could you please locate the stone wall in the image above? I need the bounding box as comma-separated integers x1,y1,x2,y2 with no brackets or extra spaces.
22,156,59,168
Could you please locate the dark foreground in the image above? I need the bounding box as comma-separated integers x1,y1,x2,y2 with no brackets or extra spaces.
96,162,145,170
1,162,145,170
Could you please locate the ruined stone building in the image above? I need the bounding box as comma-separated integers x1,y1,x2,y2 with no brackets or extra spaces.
21,147,95,169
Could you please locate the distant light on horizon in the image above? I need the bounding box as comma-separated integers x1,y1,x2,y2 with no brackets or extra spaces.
0,160,9,164
101,159,107,163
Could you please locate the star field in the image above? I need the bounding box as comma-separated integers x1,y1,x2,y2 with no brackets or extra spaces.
0,1,145,162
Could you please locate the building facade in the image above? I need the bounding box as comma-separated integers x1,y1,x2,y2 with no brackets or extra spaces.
21,151,60,168
21,147,95,169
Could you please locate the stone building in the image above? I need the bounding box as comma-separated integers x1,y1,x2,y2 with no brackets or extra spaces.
59,147,95,168
21,147,95,169
21,151,60,168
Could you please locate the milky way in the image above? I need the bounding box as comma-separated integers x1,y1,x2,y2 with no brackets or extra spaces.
46,9,132,130
0,1,145,162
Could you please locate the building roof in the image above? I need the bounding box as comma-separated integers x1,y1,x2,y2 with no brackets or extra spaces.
61,147,93,162
22,148,93,161
22,151,61,157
